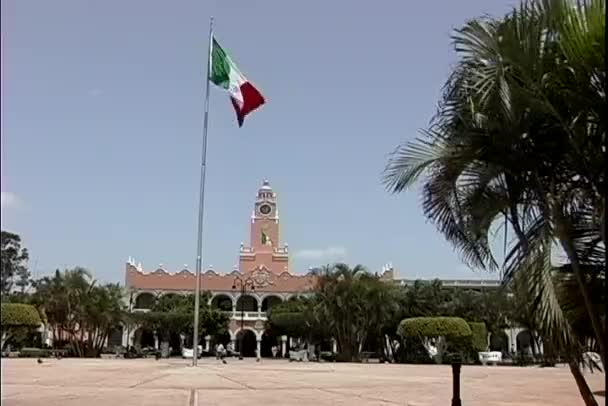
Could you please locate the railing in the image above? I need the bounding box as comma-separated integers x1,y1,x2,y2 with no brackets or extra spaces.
220,310,268,320
274,247,288,255
397,279,501,288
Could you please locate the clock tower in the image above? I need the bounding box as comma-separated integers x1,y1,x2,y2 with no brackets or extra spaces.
239,180,289,275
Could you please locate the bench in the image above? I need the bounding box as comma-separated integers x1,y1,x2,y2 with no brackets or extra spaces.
478,351,502,365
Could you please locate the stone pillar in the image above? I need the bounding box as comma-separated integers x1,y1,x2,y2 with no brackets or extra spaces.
122,328,129,347
154,336,159,350
205,336,211,352
281,335,287,357
256,339,262,361
504,328,513,354
332,338,337,354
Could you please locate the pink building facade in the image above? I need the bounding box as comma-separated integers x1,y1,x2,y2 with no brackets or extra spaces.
123,180,321,357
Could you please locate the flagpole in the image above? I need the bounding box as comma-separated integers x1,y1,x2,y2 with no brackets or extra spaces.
192,16,214,367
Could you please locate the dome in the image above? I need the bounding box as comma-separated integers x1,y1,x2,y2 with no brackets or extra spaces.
260,179,272,190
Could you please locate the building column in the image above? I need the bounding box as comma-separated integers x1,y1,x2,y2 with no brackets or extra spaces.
205,336,211,352
122,328,129,348
504,328,513,354
256,339,262,361
281,335,287,357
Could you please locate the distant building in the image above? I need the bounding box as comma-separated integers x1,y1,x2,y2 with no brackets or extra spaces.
122,180,317,357
119,180,537,358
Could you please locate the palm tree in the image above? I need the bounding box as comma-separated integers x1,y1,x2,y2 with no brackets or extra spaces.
383,0,604,403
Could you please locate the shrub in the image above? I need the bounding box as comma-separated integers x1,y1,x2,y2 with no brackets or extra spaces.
1,303,41,328
468,322,488,353
398,317,472,339
19,347,51,358
1,303,42,351
398,317,472,364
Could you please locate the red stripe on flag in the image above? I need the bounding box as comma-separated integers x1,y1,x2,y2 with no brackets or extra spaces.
230,82,265,127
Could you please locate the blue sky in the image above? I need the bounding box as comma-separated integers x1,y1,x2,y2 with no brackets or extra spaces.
1,0,517,283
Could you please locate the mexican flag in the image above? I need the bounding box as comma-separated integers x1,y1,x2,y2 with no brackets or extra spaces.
210,36,265,127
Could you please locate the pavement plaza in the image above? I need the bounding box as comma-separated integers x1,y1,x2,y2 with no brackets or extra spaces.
1,358,605,406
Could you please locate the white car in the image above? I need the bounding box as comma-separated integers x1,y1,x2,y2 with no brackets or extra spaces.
181,346,203,359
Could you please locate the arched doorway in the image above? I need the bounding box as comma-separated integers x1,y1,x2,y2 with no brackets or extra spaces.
236,329,257,357
168,332,182,356
261,329,279,358
134,327,155,350
134,292,156,309
261,296,282,312
236,295,258,312
516,330,533,354
108,326,124,347
490,331,509,354
212,331,231,349
211,294,233,311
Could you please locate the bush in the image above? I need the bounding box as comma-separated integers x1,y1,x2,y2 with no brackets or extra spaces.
398,317,472,339
468,322,488,353
19,347,51,358
320,351,335,362
1,303,41,328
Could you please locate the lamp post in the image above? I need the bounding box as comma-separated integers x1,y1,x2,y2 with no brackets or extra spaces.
232,276,255,360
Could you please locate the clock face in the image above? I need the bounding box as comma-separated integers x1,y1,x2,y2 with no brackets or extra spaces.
259,204,272,215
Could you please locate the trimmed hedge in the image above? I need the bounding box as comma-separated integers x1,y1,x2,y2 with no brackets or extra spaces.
468,322,488,352
19,348,51,358
1,303,41,327
398,317,472,339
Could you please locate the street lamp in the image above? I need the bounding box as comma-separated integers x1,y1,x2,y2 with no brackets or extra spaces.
232,276,255,360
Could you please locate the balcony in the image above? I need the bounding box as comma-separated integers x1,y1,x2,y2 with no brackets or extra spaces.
220,310,268,320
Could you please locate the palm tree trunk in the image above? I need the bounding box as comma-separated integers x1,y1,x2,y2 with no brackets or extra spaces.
554,211,606,366
568,361,598,406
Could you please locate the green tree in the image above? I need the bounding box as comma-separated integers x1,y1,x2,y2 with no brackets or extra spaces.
130,292,229,356
1,303,41,350
1,231,30,297
383,0,604,403
398,317,472,364
30,268,127,357
313,263,397,361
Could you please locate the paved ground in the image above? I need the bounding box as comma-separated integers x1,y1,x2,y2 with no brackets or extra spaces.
1,358,605,406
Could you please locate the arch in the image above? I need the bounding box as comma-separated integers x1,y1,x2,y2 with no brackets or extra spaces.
236,294,258,312
489,331,509,354
134,292,156,309
516,330,533,353
108,326,124,347
235,329,257,357
211,294,234,311
261,329,280,358
133,327,155,349
261,295,283,312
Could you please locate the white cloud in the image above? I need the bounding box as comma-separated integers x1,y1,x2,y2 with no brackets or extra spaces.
1,191,22,210
294,246,347,261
